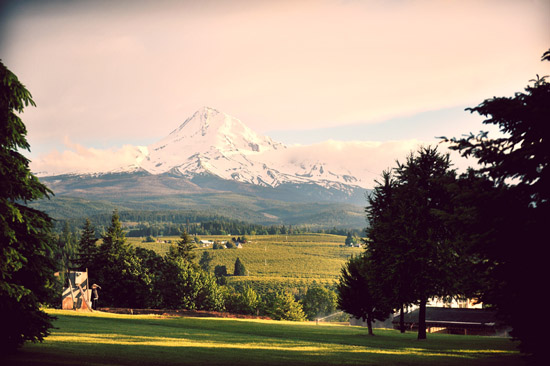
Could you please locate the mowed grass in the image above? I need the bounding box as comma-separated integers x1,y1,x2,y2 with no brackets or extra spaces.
131,234,362,281
6,310,523,366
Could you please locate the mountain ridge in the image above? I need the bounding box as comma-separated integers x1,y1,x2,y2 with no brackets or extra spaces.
39,107,368,192
34,107,371,227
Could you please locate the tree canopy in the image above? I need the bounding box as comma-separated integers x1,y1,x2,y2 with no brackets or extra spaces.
337,254,390,335
167,230,196,264
358,146,459,339
442,49,550,361
0,60,57,352
233,257,247,276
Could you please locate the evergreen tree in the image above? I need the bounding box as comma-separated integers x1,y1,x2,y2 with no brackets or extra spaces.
57,222,78,286
344,232,354,246
75,218,98,270
365,170,412,333
95,210,148,307
167,230,196,264
443,49,550,361
233,257,247,276
391,146,458,340
361,147,459,339
337,254,390,335
0,60,57,352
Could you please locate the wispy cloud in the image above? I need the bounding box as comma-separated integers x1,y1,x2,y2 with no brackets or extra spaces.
2,0,548,154
30,138,147,176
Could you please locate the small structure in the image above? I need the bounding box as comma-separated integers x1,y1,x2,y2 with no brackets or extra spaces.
62,270,92,311
349,316,394,329
391,307,510,336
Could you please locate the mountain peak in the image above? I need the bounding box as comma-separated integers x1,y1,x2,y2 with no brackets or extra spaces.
170,106,223,136
36,107,368,192
141,107,285,175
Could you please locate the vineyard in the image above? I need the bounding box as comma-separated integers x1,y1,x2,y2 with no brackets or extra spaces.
129,233,362,288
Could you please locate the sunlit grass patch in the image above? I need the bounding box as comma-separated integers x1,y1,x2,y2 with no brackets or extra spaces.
8,310,522,366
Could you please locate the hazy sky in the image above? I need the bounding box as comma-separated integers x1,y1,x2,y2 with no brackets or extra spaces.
1,0,549,184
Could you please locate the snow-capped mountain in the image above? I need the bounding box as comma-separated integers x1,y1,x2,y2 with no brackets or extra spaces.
138,107,366,191
35,107,371,211
35,107,372,223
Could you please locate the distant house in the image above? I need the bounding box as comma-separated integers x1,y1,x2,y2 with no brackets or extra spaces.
390,307,510,336
200,240,213,246
235,243,243,249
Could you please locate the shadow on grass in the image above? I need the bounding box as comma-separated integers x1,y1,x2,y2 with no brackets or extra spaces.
5,312,523,366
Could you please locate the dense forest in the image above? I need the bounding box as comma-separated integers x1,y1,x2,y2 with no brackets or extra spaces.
53,210,364,238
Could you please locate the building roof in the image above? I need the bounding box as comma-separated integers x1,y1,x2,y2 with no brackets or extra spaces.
392,307,498,326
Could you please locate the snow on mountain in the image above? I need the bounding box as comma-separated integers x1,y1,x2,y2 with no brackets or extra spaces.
139,107,368,189
34,107,369,191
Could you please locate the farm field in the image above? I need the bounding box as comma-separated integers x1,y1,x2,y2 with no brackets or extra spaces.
129,233,361,285
6,310,523,366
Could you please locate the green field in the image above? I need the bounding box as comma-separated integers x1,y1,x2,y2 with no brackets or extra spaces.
130,233,362,286
6,310,522,366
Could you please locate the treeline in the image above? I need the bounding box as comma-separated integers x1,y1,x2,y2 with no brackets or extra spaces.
53,210,363,238
65,211,339,322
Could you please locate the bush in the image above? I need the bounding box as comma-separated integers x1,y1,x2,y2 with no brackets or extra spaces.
265,292,306,321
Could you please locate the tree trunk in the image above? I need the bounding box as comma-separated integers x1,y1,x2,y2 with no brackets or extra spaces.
418,298,427,340
400,304,405,333
365,314,374,336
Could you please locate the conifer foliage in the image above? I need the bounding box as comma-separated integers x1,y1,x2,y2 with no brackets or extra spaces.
233,257,247,276
167,230,196,264
339,146,459,339
443,49,550,361
0,61,57,352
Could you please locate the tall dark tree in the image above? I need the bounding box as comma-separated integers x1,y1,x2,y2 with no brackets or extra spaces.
167,230,196,265
75,218,98,270
392,146,458,339
337,254,390,336
443,49,550,361
0,60,57,352
233,257,247,276
95,210,149,308
56,222,78,287
365,170,411,333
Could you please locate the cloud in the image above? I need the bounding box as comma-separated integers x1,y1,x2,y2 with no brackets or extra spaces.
2,0,549,151
260,138,474,187
30,138,147,176
30,134,477,189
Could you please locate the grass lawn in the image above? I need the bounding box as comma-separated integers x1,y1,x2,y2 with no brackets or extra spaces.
5,310,524,366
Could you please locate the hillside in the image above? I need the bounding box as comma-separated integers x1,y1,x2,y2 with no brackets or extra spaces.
131,234,362,286
30,179,369,229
